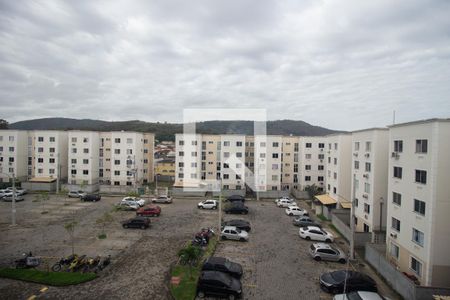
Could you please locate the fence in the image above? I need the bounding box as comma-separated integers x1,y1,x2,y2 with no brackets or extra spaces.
365,243,450,300
331,210,371,247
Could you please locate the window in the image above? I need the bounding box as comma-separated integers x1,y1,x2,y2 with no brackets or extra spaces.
394,140,403,152
8,157,14,163
83,170,89,175
71,159,77,164
364,183,370,193
334,143,338,150
191,162,197,168
38,168,43,174
393,192,402,206
272,164,278,170
191,152,197,157
83,159,89,164
49,158,55,164
391,217,400,231
393,167,402,179
38,158,44,163
365,162,371,172
127,149,133,155
179,140,184,146
364,203,370,214
272,142,279,147
38,147,44,153
236,152,242,158
223,152,230,158
390,243,399,259
318,165,324,170
305,176,311,181
414,199,426,216
412,228,424,246
333,172,337,179
293,164,298,172
305,154,312,159
9,146,14,152
415,170,427,184
127,138,133,144
114,138,121,143
354,142,360,151
294,143,299,151
223,141,230,147
415,139,428,153
305,165,311,170
71,169,77,175
71,137,77,143
365,141,371,152
114,149,120,154
318,143,324,148
363,224,370,232
318,176,324,181
333,187,337,194
114,160,120,165
272,153,279,159
114,181,120,186
114,170,121,176
179,151,184,156
334,158,337,165
272,175,278,181
38,137,44,142
354,161,359,169
236,141,243,147
411,257,422,276
305,143,312,148
260,153,266,158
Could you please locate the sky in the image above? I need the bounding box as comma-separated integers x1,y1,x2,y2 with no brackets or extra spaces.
0,0,449,131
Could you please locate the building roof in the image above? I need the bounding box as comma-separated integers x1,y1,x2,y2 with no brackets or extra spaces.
339,201,352,209
315,194,337,205
28,177,57,183
351,127,388,133
387,118,450,128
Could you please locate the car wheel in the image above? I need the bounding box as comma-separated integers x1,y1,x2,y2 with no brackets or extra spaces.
229,294,235,300
141,225,146,229
289,213,293,216
314,256,321,261
339,258,346,264
305,236,311,240
221,236,227,240
239,238,246,242
198,291,205,298
325,238,331,243
213,206,217,210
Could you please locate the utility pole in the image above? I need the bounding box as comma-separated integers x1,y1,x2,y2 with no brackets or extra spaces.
218,179,222,242
56,152,60,193
350,173,356,260
12,172,16,226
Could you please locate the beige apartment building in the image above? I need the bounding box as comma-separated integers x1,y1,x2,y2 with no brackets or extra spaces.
386,119,450,287
33,130,68,181
281,136,297,191
0,130,29,182
299,136,327,192
351,128,389,236
67,131,100,187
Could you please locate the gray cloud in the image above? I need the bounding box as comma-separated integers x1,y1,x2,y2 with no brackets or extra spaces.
0,0,449,131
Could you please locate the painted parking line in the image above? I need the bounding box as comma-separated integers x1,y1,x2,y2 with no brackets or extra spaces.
40,287,48,293
243,284,257,288
26,296,37,300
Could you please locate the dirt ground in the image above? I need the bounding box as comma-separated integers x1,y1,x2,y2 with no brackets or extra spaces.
0,195,400,300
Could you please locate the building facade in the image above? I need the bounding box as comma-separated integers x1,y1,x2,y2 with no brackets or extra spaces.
299,136,327,192
68,131,100,186
33,130,68,181
386,119,450,287
0,130,29,182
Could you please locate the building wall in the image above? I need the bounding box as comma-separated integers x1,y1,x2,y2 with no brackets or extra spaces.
220,135,246,191
67,131,100,185
143,133,155,184
175,133,202,185
0,130,29,181
299,136,326,191
281,136,297,190
33,130,68,180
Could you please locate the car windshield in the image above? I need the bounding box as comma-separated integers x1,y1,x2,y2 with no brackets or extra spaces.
347,292,363,300
331,271,347,282
235,228,241,233
224,260,231,269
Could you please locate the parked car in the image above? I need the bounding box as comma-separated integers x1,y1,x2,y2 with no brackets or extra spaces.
121,197,145,207
151,195,172,203
277,199,297,208
320,270,377,294
333,291,388,300
67,190,87,198
198,199,218,209
197,271,242,299
81,194,101,202
3,194,25,202
201,256,243,278
293,216,321,227
274,196,292,204
309,243,346,263
6,187,27,195
221,226,249,241
119,202,140,211
136,205,161,217
285,206,308,216
226,195,245,203
121,217,151,229
300,226,334,242
0,189,7,198
222,219,251,232
224,203,248,215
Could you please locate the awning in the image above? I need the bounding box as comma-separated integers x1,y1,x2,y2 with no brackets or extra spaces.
173,181,201,188
28,177,57,183
314,194,337,205
340,201,352,209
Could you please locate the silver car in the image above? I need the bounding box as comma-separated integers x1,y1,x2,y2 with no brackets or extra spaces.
309,243,346,263
221,226,249,242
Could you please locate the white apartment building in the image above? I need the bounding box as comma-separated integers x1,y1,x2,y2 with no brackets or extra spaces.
33,130,68,181
351,128,389,235
0,130,29,182
67,131,100,186
299,136,326,192
175,133,202,186
281,136,297,191
386,119,450,287
220,135,246,191
325,133,352,207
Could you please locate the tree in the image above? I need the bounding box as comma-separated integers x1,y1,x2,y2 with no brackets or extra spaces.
64,220,78,255
96,212,114,239
305,184,321,199
35,191,49,214
177,245,202,278
0,119,8,129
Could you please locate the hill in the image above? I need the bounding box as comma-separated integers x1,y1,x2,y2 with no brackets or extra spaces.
9,118,339,141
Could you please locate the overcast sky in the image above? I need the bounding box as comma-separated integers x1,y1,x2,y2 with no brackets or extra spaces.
1,0,449,131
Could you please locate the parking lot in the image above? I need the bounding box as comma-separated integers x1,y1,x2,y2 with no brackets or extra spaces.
0,194,399,300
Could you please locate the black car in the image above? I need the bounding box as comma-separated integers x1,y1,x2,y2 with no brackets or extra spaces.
81,194,101,202
320,270,377,294
202,257,243,278
226,195,245,203
224,203,248,215
292,216,321,228
121,217,151,229
222,219,251,232
197,271,242,299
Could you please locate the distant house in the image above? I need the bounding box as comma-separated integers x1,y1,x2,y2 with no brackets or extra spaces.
155,159,175,182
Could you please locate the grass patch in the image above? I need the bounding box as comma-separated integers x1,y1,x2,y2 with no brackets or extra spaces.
317,214,329,222
0,268,97,286
98,233,107,239
170,238,218,300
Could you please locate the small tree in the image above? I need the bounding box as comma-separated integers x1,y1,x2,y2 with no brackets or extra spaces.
64,220,78,255
177,245,202,278
96,212,114,239
35,191,49,214
305,184,321,199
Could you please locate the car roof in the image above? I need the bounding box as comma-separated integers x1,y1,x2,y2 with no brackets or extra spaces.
200,270,230,281
312,243,335,250
223,226,238,230
288,206,300,209
306,226,322,230
205,256,227,265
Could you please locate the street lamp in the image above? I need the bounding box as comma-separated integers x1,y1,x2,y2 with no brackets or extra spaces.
1,172,16,226
379,197,384,233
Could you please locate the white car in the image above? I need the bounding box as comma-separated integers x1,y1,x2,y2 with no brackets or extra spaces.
5,187,27,195
119,202,140,211
152,195,173,204
0,190,6,198
299,226,334,242
277,199,297,208
333,291,389,300
121,197,145,207
68,191,87,198
221,226,249,242
285,206,308,216
274,196,292,204
198,199,218,209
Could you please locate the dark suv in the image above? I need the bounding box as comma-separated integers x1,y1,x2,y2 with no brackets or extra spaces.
121,217,151,229
224,202,248,215
202,257,243,278
81,194,101,202
197,271,242,299
226,195,245,203
222,219,251,232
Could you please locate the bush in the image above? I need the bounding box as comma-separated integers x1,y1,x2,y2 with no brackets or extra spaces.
0,268,97,286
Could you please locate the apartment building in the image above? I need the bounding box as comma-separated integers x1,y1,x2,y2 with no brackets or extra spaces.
281,136,297,191
33,130,68,181
220,135,247,191
325,133,352,207
0,130,29,182
386,119,450,287
67,131,100,187
299,136,327,192
351,128,389,235
175,133,202,186
201,134,221,184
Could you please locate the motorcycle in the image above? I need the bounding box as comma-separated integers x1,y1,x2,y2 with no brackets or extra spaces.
52,254,78,272
15,252,41,269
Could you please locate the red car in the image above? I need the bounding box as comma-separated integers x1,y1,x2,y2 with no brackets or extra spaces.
136,205,161,217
